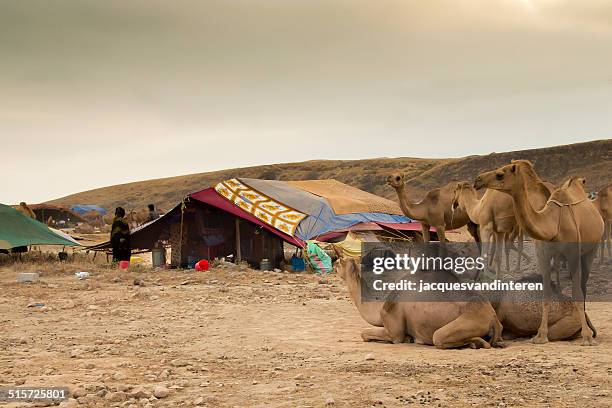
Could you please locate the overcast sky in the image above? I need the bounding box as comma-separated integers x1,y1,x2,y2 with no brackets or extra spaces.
1,0,611,204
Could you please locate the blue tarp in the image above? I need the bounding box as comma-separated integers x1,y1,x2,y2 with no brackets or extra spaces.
71,205,107,215
239,178,411,241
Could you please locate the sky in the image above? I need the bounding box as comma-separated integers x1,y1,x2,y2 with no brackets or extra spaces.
1,0,611,203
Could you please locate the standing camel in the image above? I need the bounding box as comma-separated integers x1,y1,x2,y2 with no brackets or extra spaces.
475,161,604,346
452,182,529,275
386,174,479,245
592,184,611,261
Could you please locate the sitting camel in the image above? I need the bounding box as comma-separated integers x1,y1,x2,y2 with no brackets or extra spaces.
386,174,479,245
334,256,504,349
475,162,603,346
593,184,611,261
494,275,597,341
452,182,530,275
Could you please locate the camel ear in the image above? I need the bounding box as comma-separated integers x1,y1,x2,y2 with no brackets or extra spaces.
510,164,516,173
582,178,586,185
400,173,406,180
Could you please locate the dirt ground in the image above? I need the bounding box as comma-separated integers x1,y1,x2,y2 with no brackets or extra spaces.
1,258,611,408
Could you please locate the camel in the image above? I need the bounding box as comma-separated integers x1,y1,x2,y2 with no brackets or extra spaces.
593,184,611,260
475,161,604,346
386,174,479,246
127,208,150,228
494,275,597,341
452,182,529,276
82,210,105,229
334,256,504,349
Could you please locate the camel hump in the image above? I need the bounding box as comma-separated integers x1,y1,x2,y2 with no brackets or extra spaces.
549,177,587,205
425,189,441,205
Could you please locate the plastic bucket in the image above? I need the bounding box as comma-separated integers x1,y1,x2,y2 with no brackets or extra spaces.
152,248,165,268
119,260,130,270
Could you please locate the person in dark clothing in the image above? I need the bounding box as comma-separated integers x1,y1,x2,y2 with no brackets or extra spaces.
110,207,131,262
147,203,160,222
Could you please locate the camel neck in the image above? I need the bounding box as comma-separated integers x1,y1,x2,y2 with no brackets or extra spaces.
345,275,383,326
460,188,483,224
395,184,427,221
512,173,558,241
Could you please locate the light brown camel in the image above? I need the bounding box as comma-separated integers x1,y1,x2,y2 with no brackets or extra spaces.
334,256,504,349
475,161,604,346
593,184,611,260
452,183,529,275
386,174,479,245
494,275,597,341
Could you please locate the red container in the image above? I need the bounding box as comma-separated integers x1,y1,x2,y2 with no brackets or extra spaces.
119,260,130,270
195,259,210,271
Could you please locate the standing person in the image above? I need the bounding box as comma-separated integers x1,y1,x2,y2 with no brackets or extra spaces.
110,207,131,262
147,204,160,222
17,202,37,219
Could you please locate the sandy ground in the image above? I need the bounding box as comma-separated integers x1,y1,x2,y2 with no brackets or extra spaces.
1,259,611,408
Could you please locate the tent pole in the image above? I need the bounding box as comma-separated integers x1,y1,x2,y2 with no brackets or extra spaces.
235,218,241,263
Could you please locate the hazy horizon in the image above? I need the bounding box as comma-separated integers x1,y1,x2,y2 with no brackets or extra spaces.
2,1,612,203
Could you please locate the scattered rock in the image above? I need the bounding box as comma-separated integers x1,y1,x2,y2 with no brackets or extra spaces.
71,387,88,398
325,396,335,405
365,353,375,361
131,387,151,399
153,385,170,399
193,396,205,406
106,391,127,402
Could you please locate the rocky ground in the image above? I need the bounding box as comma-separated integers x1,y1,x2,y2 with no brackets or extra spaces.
1,258,611,408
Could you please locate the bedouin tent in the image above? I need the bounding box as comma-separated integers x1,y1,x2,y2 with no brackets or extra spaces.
0,204,81,250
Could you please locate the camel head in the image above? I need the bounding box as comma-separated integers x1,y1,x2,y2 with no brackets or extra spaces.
452,182,472,211
333,256,361,284
386,173,406,189
473,160,537,192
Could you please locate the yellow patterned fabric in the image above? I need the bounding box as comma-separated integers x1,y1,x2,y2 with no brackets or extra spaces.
215,179,307,236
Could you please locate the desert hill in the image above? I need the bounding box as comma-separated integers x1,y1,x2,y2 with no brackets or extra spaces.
48,139,611,211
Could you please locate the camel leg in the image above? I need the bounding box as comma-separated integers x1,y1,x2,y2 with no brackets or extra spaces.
361,327,394,343
436,227,447,257
547,313,583,341
577,251,596,346
421,223,431,244
380,306,407,344
493,231,504,278
432,302,502,349
533,247,553,344
504,232,512,273
604,221,612,256
479,225,496,279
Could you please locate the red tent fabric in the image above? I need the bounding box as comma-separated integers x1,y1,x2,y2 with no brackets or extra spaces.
189,188,304,247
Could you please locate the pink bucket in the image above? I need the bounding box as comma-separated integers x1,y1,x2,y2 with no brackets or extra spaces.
119,261,130,270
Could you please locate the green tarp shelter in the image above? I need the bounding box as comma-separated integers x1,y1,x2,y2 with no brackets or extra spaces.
0,203,81,250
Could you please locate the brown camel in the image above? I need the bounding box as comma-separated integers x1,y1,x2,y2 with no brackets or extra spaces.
475,161,604,346
334,256,504,349
494,275,597,341
593,184,611,260
452,183,529,275
386,174,479,245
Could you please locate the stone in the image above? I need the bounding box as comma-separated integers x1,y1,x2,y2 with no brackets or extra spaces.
325,396,335,405
106,391,127,402
131,387,151,399
71,387,88,398
153,386,170,398
365,353,375,361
